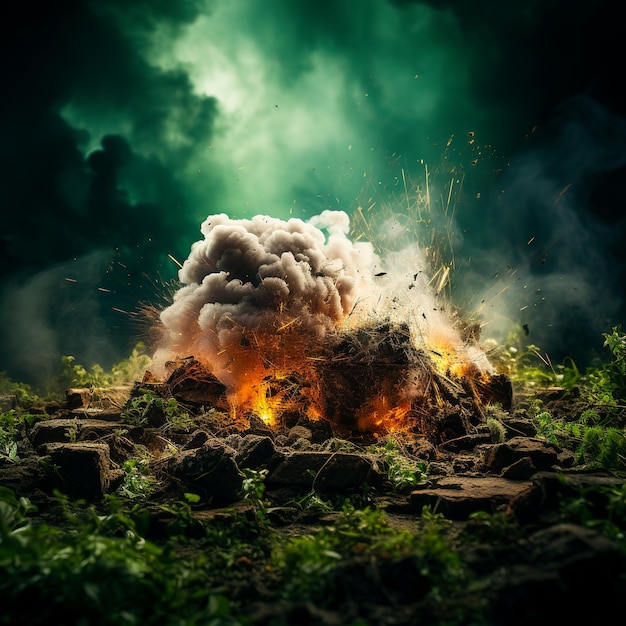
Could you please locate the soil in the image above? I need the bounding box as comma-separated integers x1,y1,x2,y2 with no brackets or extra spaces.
2,378,626,626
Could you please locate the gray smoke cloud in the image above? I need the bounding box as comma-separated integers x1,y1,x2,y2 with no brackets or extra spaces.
0,251,116,384
152,209,493,405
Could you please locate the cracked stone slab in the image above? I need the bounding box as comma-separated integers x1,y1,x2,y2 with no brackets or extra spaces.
410,475,532,519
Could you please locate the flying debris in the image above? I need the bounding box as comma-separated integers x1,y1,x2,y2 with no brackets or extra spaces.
149,210,505,438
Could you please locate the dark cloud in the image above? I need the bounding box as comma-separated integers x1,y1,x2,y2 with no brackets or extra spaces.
1,0,624,386
0,0,219,384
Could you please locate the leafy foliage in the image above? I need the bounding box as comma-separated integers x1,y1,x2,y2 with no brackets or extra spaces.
0,374,46,406
557,480,626,545
367,435,428,491
271,502,465,605
121,391,192,430
0,489,247,626
585,326,626,405
490,329,581,390
0,411,20,463
0,410,37,463
501,326,626,473
116,459,159,500
534,409,626,472
56,342,153,391
240,468,270,527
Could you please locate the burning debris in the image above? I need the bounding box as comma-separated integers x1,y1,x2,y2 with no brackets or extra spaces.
147,210,510,442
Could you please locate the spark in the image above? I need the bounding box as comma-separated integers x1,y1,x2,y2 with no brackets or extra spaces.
223,314,244,328
431,265,450,295
168,253,183,269
557,184,572,201
401,168,411,212
64,277,78,283
277,317,300,331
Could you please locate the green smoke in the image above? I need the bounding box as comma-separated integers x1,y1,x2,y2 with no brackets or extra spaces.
1,0,623,385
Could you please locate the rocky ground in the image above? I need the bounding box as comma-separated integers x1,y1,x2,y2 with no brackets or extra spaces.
1,374,626,626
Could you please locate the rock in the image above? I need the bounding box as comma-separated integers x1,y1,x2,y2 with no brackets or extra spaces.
500,456,537,480
65,386,133,411
292,416,334,444
236,434,280,470
267,451,373,491
38,442,111,501
481,436,560,473
507,470,626,523
0,395,17,412
243,412,275,438
68,408,124,421
474,372,513,409
284,425,313,446
501,412,538,437
152,440,242,502
439,432,492,452
181,429,211,450
387,431,437,461
28,418,141,449
0,455,45,496
164,357,228,408
410,476,532,519
485,523,626,625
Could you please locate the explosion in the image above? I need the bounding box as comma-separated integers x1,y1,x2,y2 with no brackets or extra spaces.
150,209,505,438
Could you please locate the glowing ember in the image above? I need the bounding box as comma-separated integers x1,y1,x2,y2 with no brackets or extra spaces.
150,210,503,437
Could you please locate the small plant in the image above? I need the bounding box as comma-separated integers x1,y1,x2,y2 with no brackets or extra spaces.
584,326,626,405
161,398,197,432
240,468,270,527
533,410,561,444
485,414,506,443
64,418,81,443
57,342,153,391
117,459,158,500
290,489,335,515
491,327,581,393
0,373,46,405
121,393,153,426
156,494,208,540
0,410,37,463
465,510,521,543
121,392,193,430
0,411,20,463
575,426,626,470
558,481,626,545
367,435,428,491
271,502,466,607
0,486,37,533
534,410,626,472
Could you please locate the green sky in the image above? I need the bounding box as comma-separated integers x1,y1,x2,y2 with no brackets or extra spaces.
1,0,624,385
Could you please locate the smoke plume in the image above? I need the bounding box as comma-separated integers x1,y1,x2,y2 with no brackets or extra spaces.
152,209,492,410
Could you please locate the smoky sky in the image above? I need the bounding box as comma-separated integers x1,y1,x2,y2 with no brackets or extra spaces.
1,0,623,387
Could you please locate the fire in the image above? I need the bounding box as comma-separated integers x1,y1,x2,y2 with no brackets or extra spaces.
249,391,275,426
356,394,413,433
150,210,505,439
